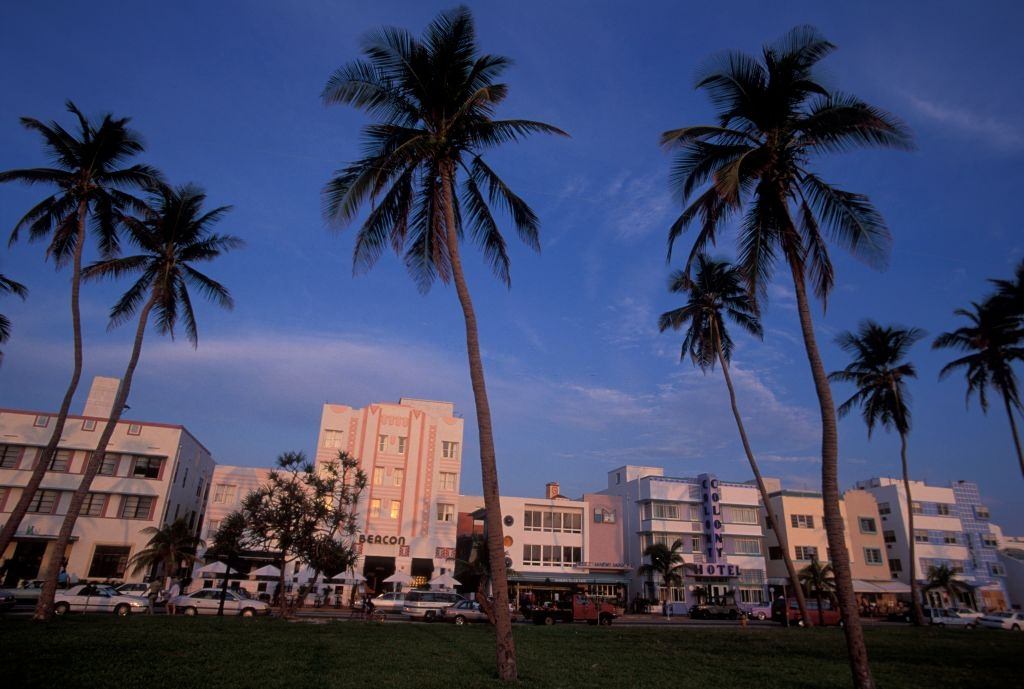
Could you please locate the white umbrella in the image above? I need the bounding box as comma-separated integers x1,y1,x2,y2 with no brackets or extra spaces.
330,572,365,583
383,571,413,585
251,564,281,578
195,561,228,575
429,573,461,589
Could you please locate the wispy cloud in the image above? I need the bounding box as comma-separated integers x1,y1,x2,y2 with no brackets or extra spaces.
598,296,658,350
604,171,673,240
904,93,1024,150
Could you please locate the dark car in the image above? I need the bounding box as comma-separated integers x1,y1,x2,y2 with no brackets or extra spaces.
0,592,15,613
688,602,742,620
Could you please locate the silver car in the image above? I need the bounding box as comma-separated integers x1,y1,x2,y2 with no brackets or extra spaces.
54,584,150,616
172,588,271,617
402,590,465,621
372,591,407,614
440,599,489,625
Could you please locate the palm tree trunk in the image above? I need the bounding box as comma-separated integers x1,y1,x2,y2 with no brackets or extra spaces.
218,564,231,616
1002,393,1024,479
714,330,811,625
898,431,925,626
788,260,873,689
33,295,155,620
0,199,89,559
817,589,825,627
440,161,517,681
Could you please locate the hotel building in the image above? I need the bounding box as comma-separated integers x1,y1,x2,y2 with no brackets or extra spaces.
855,477,1008,610
600,465,769,607
0,377,214,586
313,398,463,593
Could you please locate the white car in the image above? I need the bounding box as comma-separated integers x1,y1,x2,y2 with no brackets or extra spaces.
372,592,407,613
947,607,983,622
54,584,150,616
926,608,977,628
979,611,1024,631
172,588,271,616
116,582,153,597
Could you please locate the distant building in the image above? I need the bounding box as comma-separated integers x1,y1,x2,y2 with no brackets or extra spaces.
0,377,214,586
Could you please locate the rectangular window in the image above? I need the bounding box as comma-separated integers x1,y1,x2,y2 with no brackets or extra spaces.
372,467,384,486
652,503,680,520
943,532,959,545
524,510,542,531
212,484,236,504
369,498,381,518
97,453,119,476
522,544,541,566
975,506,991,520
981,534,998,548
877,502,891,516
397,437,407,454
888,558,902,573
691,536,702,553
88,545,131,578
563,512,582,533
542,545,560,565
127,424,142,436
936,503,951,516
768,546,783,560
732,538,762,555
883,530,897,544
913,530,929,543
436,503,454,522
131,456,162,479
393,468,404,487
688,504,702,521
794,546,818,561
48,450,72,472
441,441,459,459
439,472,457,491
791,514,815,529
858,517,877,534
864,548,883,565
389,500,401,520
120,495,155,519
724,506,759,524
989,563,1006,576
82,419,97,432
563,546,582,564
82,493,107,517
911,502,923,515
323,429,344,448
33,415,50,428
0,444,22,469
206,519,221,539
28,489,59,514
378,435,387,452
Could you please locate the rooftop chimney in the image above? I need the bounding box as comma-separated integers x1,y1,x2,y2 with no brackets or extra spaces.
82,376,121,419
545,482,560,500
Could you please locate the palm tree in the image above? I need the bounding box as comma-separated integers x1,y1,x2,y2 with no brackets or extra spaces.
205,512,249,616
933,300,1024,477
661,27,911,688
658,254,810,624
923,564,971,609
829,321,926,625
989,260,1024,319
320,7,566,680
637,540,687,603
0,101,160,559
798,558,836,627
32,184,241,620
0,273,28,365
126,518,206,582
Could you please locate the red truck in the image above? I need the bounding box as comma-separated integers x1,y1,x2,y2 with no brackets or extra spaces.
772,597,844,626
528,594,618,626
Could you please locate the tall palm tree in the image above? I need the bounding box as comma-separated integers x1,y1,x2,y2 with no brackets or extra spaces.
0,273,28,365
923,564,971,609
32,184,241,620
798,558,836,627
658,254,810,624
661,27,911,688
126,517,206,582
829,321,926,625
989,259,1024,319
637,540,687,602
933,300,1024,477
0,101,160,559
320,7,566,679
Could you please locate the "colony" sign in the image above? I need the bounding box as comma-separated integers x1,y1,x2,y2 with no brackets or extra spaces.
699,473,725,563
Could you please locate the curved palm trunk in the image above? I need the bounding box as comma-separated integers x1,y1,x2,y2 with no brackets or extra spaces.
0,200,89,560
440,162,517,681
898,432,925,626
788,261,873,689
714,332,811,625
1002,393,1024,479
816,589,825,627
34,296,155,620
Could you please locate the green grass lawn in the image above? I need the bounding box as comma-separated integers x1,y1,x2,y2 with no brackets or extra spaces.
1,617,1019,688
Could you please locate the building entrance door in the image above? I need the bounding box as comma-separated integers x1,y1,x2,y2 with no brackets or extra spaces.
4,540,48,586
709,584,733,603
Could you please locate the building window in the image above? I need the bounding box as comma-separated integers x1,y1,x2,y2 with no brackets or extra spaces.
523,544,541,566
127,424,142,436
436,503,455,522
323,429,344,448
182,467,188,486
439,472,457,491
888,558,902,573
794,546,818,561
913,530,929,543
791,514,815,529
911,502,923,515
981,534,998,548
652,502,680,520
943,532,960,545
740,589,764,604
975,506,991,520
27,489,59,514
88,545,131,578
397,437,407,454
378,435,387,452
82,419,97,432
936,503,951,516
49,450,73,472
120,495,155,519
768,546,783,560
82,493,107,517
594,507,617,524
731,538,762,555
393,468,404,487
442,441,459,459
369,499,381,518
877,502,890,516
0,444,22,469
389,500,401,520
33,415,50,428
691,536,702,553
524,510,542,531
989,563,1006,576
206,519,221,539
563,546,582,564
883,530,896,544
543,511,561,532
212,484,237,504
131,456,162,479
724,506,759,525
563,512,583,533
372,467,384,486
858,517,877,534
864,548,883,565
97,454,119,476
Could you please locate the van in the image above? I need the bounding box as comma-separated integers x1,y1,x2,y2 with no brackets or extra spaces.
402,590,465,621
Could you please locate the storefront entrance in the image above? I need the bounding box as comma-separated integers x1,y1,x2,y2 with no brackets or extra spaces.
362,556,395,595
4,540,48,586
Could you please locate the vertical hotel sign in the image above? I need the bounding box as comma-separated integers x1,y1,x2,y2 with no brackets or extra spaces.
699,473,724,563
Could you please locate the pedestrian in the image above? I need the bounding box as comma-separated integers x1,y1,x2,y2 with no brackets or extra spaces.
167,578,181,615
147,579,161,614
57,560,69,589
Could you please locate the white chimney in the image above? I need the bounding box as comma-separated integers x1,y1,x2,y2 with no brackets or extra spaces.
82,376,121,419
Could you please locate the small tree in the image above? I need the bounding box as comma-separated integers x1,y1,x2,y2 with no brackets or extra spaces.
798,558,836,627
924,564,971,609
638,540,687,603
126,518,205,585
205,513,248,616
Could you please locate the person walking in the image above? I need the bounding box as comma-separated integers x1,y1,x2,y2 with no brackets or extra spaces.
166,578,181,616
147,579,161,614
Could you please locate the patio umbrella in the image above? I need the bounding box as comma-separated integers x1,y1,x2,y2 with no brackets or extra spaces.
195,561,228,576
429,573,461,589
330,572,365,583
383,571,413,589
251,564,281,578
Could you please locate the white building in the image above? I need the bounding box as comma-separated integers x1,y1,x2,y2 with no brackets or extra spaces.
599,465,769,608
0,377,214,586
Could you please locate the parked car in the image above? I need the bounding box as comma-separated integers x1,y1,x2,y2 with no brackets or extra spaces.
925,608,977,628
0,580,44,606
947,607,983,622
54,584,150,616
689,602,743,620
979,611,1024,631
402,590,465,621
528,594,617,626
440,599,489,625
743,603,772,621
172,588,271,617
372,591,407,614
116,583,152,596
0,592,15,613
771,597,843,626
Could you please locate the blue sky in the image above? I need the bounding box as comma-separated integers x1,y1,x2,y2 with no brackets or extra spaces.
2,1,1023,530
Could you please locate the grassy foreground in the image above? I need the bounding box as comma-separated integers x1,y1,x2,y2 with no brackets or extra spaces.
1,617,1019,688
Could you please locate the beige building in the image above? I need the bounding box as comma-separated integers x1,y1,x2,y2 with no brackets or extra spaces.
0,377,214,586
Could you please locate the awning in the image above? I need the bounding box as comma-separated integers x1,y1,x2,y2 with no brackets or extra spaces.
853,579,910,594
509,572,631,585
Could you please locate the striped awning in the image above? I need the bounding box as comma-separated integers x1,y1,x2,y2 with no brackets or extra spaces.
853,579,910,594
